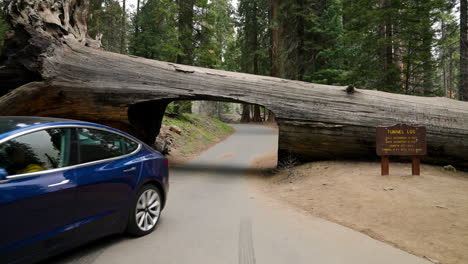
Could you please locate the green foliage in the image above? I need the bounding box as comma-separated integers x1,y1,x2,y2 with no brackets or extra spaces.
86,0,461,100
162,113,233,155
193,0,235,68
342,0,448,95
434,1,460,98
236,0,271,75
88,0,126,53
128,0,235,68
128,0,179,61
273,0,346,81
167,101,193,114
222,33,242,72
304,69,352,86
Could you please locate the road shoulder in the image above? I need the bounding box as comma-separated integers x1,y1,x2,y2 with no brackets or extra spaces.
249,152,468,264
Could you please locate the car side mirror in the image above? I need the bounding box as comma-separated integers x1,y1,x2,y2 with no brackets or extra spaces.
0,169,8,181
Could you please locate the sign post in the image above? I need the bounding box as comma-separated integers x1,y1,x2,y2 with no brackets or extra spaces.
381,156,389,176
376,124,426,176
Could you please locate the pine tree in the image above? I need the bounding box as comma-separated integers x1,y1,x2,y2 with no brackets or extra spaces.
270,0,281,78
193,0,235,68
88,0,126,53
128,0,179,61
237,0,270,75
120,0,126,54
436,2,459,98
275,0,347,84
177,0,195,65
341,0,447,95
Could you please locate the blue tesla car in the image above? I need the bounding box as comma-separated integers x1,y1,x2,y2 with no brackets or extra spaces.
0,116,169,264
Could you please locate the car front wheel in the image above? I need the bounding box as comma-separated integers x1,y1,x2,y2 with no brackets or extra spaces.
126,185,162,236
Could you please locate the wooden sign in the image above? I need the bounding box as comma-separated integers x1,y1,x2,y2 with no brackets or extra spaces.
376,124,427,176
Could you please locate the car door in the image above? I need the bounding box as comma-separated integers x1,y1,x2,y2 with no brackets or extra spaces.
72,127,142,238
0,128,78,263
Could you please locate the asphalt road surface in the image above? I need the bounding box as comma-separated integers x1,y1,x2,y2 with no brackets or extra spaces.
48,124,429,264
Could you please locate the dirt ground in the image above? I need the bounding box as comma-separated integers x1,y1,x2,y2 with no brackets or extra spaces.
252,153,468,264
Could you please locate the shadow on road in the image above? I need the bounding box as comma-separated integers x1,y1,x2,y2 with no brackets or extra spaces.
227,126,278,135
171,163,274,176
44,217,177,264
44,234,127,264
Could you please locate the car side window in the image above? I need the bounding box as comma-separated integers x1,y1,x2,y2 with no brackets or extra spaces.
0,128,73,176
77,128,138,164
124,138,138,154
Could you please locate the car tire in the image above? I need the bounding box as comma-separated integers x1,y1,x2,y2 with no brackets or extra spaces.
126,184,162,237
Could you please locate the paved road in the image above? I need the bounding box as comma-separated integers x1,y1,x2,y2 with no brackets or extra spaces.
49,124,429,264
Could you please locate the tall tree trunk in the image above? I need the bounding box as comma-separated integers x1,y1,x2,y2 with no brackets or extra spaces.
252,105,262,122
380,0,396,89
131,0,140,55
120,0,126,54
270,0,280,78
249,1,262,123
441,18,447,97
217,101,222,119
269,0,280,123
267,110,276,122
460,0,468,101
252,1,259,75
240,104,251,123
404,41,413,94
174,0,195,113
177,0,194,65
261,106,265,121
295,0,305,81
385,4,395,88
422,34,433,96
135,0,140,36
420,2,433,96
449,50,454,98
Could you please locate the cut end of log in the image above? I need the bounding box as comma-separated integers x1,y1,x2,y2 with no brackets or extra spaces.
0,0,103,94
4,0,101,48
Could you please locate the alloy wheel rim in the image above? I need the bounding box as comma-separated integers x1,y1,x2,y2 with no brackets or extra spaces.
135,189,161,232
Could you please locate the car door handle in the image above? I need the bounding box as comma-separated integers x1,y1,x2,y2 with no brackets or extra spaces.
123,167,137,173
48,179,70,187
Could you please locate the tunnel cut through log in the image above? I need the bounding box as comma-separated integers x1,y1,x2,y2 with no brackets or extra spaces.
126,97,269,146
1,0,468,169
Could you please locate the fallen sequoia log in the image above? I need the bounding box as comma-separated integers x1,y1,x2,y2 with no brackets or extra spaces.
1,0,468,169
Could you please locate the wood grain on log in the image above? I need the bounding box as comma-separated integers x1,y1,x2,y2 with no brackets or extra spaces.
1,0,468,169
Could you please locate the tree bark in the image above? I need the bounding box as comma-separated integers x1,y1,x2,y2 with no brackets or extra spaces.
120,0,126,54
266,110,276,122
270,0,280,78
269,0,280,124
449,50,454,98
460,0,468,101
252,1,259,75
1,0,468,169
295,0,305,81
252,105,262,122
240,104,251,123
134,0,140,38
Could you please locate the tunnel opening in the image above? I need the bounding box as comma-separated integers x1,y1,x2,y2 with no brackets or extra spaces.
128,97,280,170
